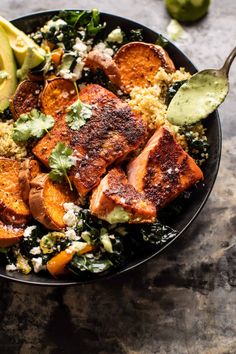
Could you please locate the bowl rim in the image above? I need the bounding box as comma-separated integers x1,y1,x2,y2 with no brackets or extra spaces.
0,9,222,286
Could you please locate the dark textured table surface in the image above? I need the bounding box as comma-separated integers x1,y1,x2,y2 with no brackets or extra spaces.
1,1,236,353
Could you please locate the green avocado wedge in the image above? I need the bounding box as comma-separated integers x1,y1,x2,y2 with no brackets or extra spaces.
0,25,17,112
0,16,45,68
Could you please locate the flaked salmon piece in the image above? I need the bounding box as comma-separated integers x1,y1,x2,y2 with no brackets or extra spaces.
127,126,203,209
90,168,156,224
33,84,146,197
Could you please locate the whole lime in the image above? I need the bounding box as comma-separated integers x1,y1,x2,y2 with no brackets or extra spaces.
165,0,211,22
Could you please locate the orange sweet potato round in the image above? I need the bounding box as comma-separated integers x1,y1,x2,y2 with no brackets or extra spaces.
114,42,176,93
29,173,77,230
0,158,31,227
0,221,24,247
40,78,77,118
10,80,42,120
19,159,41,203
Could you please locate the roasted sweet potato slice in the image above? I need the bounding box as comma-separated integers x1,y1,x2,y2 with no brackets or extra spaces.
40,78,77,118
0,158,31,226
19,159,41,203
10,80,42,120
114,42,175,93
29,173,77,231
0,221,24,247
85,50,122,87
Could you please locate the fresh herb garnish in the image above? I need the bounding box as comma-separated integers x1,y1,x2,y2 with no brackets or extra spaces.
65,98,92,130
12,109,54,143
48,142,76,190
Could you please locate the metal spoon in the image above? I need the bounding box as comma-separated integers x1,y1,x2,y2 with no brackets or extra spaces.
167,47,236,126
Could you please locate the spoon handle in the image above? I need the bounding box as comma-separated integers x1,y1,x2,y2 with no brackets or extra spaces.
221,47,236,76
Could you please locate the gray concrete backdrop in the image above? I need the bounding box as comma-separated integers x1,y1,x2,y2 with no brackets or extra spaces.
0,1,236,353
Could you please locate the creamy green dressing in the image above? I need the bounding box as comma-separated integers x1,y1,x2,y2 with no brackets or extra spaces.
167,71,228,126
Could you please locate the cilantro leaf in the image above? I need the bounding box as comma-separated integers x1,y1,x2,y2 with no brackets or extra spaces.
48,142,76,190
65,98,92,130
12,109,54,143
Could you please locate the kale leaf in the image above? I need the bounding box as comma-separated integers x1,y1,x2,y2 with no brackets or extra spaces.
140,220,177,246
166,80,187,106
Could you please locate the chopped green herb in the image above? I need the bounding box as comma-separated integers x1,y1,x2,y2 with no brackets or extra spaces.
12,109,54,143
65,98,92,130
48,142,76,190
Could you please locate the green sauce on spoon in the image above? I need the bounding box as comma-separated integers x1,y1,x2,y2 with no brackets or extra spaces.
167,47,236,126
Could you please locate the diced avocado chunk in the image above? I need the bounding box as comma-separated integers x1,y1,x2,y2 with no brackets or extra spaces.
0,16,45,68
0,25,17,112
106,206,130,224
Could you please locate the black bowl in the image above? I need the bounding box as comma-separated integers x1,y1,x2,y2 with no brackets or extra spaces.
0,10,221,286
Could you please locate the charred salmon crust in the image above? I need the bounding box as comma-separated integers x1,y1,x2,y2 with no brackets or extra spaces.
90,168,156,223
33,84,147,196
127,126,203,209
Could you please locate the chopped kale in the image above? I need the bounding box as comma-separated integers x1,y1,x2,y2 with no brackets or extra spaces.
140,220,177,246
68,254,113,276
166,80,187,106
155,34,169,48
128,28,144,42
0,107,13,120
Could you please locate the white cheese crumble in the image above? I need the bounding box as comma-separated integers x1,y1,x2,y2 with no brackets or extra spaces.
65,228,80,241
6,264,17,272
93,42,114,57
29,246,41,255
64,203,81,213
31,257,45,273
23,225,37,238
41,19,67,33
73,38,88,58
107,28,123,43
63,209,77,227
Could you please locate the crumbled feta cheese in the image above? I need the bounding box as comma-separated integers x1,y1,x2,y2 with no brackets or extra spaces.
65,228,80,241
41,19,67,33
31,258,45,273
30,247,41,255
72,57,85,80
167,168,173,174
6,264,17,272
73,38,88,58
93,42,114,57
59,69,76,81
64,203,81,213
23,225,37,238
107,28,123,44
63,210,77,227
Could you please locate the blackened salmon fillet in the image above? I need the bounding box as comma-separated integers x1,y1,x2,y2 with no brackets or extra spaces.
127,126,203,209
33,84,146,196
90,168,156,223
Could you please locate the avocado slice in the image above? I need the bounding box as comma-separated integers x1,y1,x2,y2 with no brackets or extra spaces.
0,16,45,68
0,25,17,112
